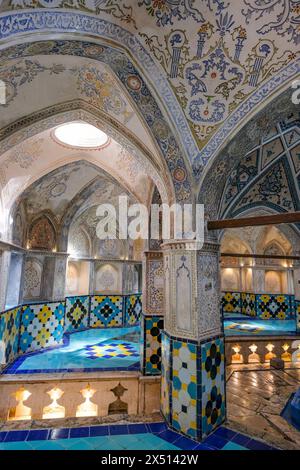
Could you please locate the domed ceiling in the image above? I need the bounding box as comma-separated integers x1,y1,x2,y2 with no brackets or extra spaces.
0,0,298,181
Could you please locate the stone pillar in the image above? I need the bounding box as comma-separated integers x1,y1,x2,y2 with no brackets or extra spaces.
0,250,11,311
293,257,300,333
5,253,24,307
122,262,138,294
293,265,300,300
253,266,265,293
141,251,164,375
51,255,68,301
161,240,225,441
286,268,294,295
89,261,95,295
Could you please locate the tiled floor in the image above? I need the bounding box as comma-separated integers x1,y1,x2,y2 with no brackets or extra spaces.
224,318,296,336
0,422,274,451
3,327,140,374
227,365,300,450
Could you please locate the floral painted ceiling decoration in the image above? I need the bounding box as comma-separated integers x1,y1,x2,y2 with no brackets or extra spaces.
0,0,299,184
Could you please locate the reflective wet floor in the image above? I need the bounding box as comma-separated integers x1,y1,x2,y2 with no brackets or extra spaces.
224,318,296,336
3,327,140,374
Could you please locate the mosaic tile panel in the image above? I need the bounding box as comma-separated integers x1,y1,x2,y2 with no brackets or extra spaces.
221,292,241,314
171,339,198,439
124,294,142,326
141,314,163,375
89,295,123,328
85,341,139,360
296,300,300,333
241,292,257,317
0,307,22,364
162,332,226,441
65,296,89,333
256,294,293,320
19,302,65,354
161,332,171,423
201,337,226,439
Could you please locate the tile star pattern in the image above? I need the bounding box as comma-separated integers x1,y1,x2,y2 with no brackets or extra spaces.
19,302,65,354
221,292,241,313
65,296,89,332
257,294,293,320
162,333,225,441
124,294,142,326
85,340,139,360
0,307,22,363
90,295,123,328
241,292,257,317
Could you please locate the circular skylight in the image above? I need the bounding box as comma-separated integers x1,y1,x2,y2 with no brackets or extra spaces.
54,122,108,149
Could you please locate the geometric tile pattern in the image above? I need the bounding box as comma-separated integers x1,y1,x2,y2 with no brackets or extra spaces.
18,302,65,354
241,292,257,317
90,295,123,328
65,296,89,333
162,332,226,441
256,294,293,320
201,338,226,439
161,332,171,422
221,292,241,313
172,339,198,439
222,291,297,320
141,315,163,375
0,307,22,364
124,294,142,326
85,341,139,360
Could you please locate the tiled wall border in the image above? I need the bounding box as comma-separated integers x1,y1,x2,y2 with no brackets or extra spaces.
222,291,296,320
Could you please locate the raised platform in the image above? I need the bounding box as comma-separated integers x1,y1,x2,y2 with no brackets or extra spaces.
0,369,160,423
225,334,300,365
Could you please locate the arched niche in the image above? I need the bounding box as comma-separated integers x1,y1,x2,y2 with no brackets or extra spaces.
28,215,56,251
68,227,91,258
23,257,43,301
265,270,286,294
65,260,90,296
94,263,121,294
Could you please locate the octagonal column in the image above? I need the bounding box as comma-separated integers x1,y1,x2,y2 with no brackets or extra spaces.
293,252,300,333
140,251,164,375
161,240,225,441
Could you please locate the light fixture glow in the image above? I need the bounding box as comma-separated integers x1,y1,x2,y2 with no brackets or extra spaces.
54,122,108,149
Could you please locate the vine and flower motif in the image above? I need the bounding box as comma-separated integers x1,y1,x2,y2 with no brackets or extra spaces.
137,0,228,26
139,7,297,146
9,0,137,28
0,59,65,106
242,0,300,44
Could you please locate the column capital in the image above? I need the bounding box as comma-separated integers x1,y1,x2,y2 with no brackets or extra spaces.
142,250,163,260
143,250,164,315
163,240,222,341
161,239,220,253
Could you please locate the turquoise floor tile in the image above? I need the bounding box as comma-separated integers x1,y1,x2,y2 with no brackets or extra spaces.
67,439,95,450
156,441,180,450
0,441,34,451
34,440,66,450
222,441,248,451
